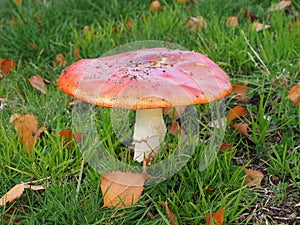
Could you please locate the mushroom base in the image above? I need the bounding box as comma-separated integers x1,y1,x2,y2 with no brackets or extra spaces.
133,108,167,162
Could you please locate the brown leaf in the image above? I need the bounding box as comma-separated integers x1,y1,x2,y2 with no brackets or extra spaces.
0,182,46,207
59,130,82,145
232,82,250,103
206,207,225,225
230,123,249,139
125,19,133,31
34,126,47,138
184,16,207,32
101,171,148,208
13,114,39,154
244,168,263,186
244,8,259,22
220,142,233,152
169,120,180,136
0,184,25,206
0,59,16,76
227,105,247,123
252,21,270,32
149,1,162,11
287,82,300,106
268,0,291,11
159,201,176,225
74,48,80,59
56,54,66,67
226,16,239,27
28,75,47,95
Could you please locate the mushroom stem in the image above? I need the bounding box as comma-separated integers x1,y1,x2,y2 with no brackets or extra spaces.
133,108,167,162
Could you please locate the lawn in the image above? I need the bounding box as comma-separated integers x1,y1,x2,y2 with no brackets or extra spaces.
0,0,299,224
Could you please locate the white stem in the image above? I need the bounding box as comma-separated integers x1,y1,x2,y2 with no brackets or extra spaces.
133,108,166,162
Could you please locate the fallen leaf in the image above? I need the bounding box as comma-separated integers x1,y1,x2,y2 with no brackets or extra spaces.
59,129,82,145
14,0,21,5
28,75,47,95
220,142,233,152
227,105,247,123
226,16,239,27
13,114,39,153
125,19,133,31
149,0,161,11
29,42,38,50
268,0,291,11
13,114,38,135
73,48,80,59
184,16,207,32
0,181,46,207
101,171,148,208
11,17,20,24
232,82,250,103
230,123,249,138
0,59,16,77
244,8,259,22
252,21,270,32
0,184,25,206
34,126,47,138
33,14,42,26
177,0,187,3
159,201,176,225
206,207,225,225
56,54,66,67
82,25,90,34
289,19,300,35
287,82,300,106
244,168,263,186
169,120,180,136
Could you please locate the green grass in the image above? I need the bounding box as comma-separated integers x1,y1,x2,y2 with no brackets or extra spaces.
1,0,299,224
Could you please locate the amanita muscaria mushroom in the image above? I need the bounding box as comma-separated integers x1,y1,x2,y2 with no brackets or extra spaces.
58,48,232,162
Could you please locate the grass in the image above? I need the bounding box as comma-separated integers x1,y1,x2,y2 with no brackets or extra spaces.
0,0,299,224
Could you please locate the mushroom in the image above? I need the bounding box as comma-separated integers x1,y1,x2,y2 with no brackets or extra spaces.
58,48,232,162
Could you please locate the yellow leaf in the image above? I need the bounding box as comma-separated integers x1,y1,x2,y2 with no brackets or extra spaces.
101,171,148,208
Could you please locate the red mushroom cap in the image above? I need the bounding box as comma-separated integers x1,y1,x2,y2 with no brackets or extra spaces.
58,48,232,110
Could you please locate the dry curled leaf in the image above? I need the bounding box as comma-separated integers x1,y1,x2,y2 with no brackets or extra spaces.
28,75,47,95
252,21,271,32
159,201,176,225
244,168,263,186
0,182,45,207
232,82,250,103
244,8,259,22
101,171,149,208
206,207,225,225
184,16,207,32
287,82,300,106
226,16,239,27
227,105,247,123
268,0,291,11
